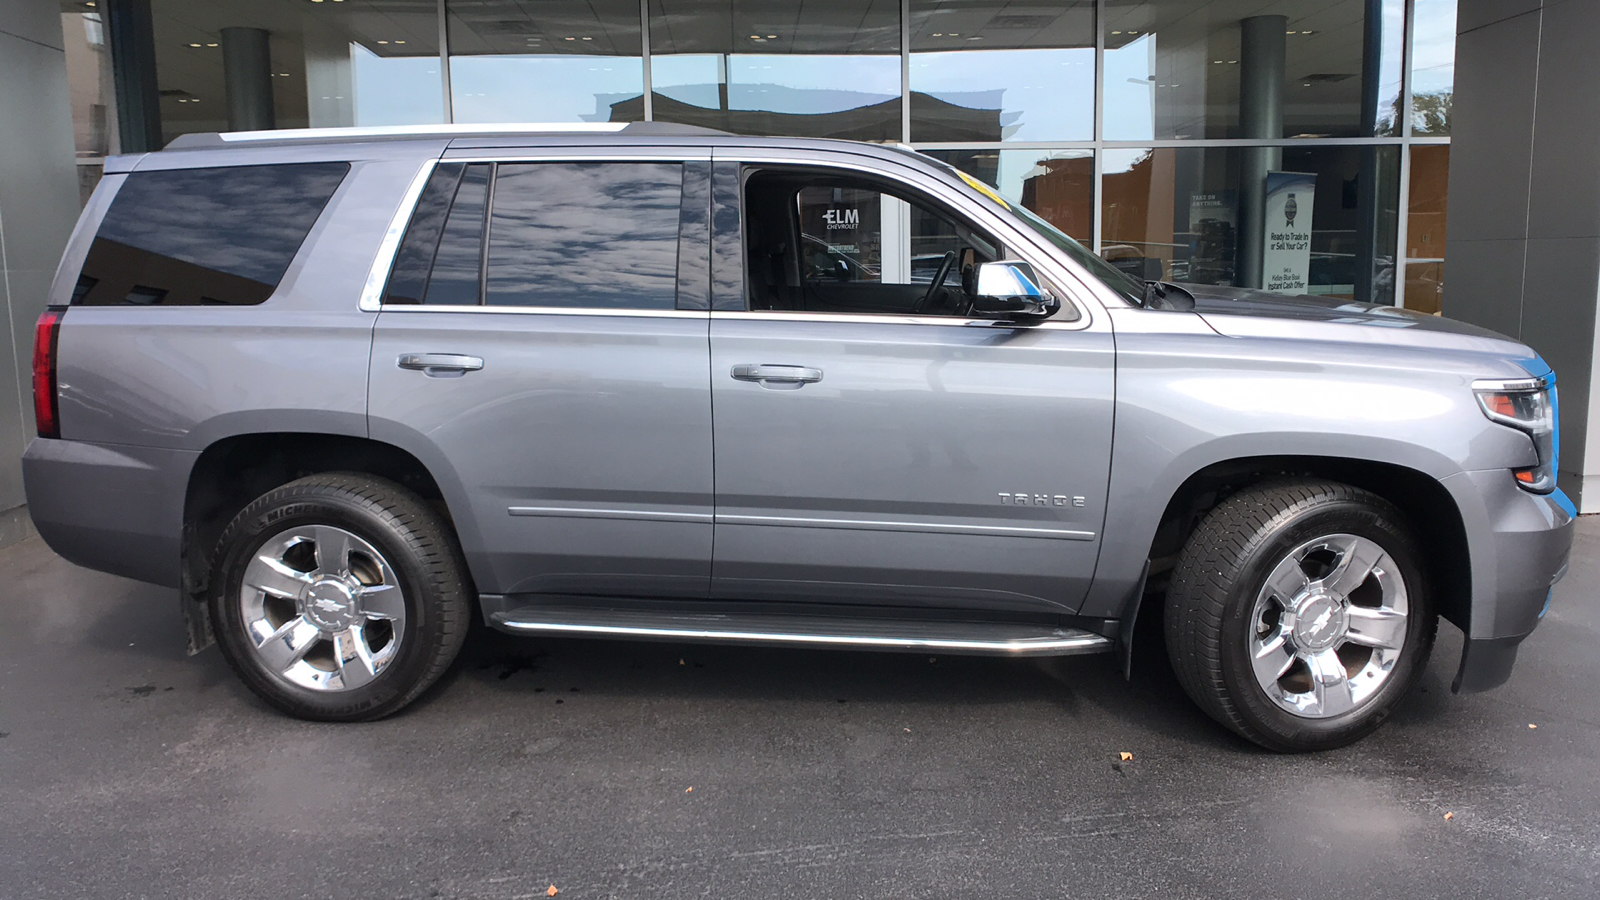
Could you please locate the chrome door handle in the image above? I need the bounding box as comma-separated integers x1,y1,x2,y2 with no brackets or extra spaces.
398,353,484,377
731,364,823,385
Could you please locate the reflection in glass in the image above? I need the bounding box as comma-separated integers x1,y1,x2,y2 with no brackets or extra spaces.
1101,0,1404,140
1101,145,1398,305
925,149,1094,243
145,0,445,141
1403,145,1449,313
1410,0,1456,134
486,163,682,309
447,0,643,123
648,0,901,139
909,1,1093,142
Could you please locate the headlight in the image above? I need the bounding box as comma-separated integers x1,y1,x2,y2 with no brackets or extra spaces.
1473,375,1558,493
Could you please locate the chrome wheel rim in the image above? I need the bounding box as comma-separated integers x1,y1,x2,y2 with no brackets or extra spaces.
1248,533,1409,719
239,525,406,692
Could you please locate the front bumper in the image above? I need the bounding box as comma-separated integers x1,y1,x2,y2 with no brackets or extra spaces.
1442,470,1575,693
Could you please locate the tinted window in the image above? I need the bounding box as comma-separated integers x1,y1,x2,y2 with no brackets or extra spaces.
75,163,348,306
425,164,490,305
485,163,682,309
384,162,466,306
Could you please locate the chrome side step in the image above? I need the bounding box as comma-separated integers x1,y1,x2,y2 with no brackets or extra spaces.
486,603,1113,657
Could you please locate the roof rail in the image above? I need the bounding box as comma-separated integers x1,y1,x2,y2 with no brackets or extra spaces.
164,121,728,150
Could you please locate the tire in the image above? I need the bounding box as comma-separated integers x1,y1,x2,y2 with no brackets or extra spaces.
209,473,471,721
1164,480,1436,752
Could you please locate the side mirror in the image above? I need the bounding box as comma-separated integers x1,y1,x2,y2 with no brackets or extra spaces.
971,261,1059,319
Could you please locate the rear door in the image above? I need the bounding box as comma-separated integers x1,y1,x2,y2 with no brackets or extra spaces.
706,153,1116,614
368,149,714,599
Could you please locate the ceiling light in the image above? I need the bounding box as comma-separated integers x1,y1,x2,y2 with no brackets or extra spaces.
85,1,95,6
187,42,201,48
1111,30,1121,35
581,36,592,40
1211,59,1222,64
206,42,217,47
377,40,388,44
749,34,760,39
564,36,576,40
1228,59,1237,63
766,34,776,39
395,39,405,44
932,32,942,36
967,35,982,40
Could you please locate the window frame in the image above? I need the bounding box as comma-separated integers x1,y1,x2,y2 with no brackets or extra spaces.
75,161,351,308
715,154,1095,327
370,150,713,316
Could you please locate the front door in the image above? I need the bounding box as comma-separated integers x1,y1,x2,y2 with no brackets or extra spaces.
707,160,1116,614
368,154,715,599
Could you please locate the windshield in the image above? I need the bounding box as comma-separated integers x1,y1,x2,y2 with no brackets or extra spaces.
944,166,1146,306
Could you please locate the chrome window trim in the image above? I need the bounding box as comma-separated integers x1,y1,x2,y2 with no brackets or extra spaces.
379,304,709,318
712,150,1107,331
710,310,1083,330
370,154,709,313
359,157,440,312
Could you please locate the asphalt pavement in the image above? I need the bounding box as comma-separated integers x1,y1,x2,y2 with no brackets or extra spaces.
2,519,1597,900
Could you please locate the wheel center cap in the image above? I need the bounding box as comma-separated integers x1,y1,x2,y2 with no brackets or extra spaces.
302,578,358,632
1288,592,1348,651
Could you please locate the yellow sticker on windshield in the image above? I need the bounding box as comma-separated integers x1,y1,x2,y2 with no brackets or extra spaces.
957,170,1011,210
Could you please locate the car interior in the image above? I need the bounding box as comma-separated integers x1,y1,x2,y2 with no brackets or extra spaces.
743,168,1002,317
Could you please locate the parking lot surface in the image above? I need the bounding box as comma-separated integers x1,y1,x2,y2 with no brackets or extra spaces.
2,520,1598,900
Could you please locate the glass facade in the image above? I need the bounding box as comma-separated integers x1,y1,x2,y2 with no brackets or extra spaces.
72,0,1456,309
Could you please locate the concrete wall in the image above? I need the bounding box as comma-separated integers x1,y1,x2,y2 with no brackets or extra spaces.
0,2,81,546
1444,0,1600,512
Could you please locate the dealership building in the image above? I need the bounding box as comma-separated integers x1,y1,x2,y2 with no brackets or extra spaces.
0,0,1596,544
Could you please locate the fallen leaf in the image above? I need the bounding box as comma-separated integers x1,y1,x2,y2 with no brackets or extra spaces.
904,727,912,733
547,886,559,897
685,786,693,793
1529,724,1538,729
1118,752,1133,762
1443,812,1454,821
679,659,686,666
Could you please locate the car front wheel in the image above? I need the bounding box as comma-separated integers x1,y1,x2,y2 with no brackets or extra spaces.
1165,480,1436,752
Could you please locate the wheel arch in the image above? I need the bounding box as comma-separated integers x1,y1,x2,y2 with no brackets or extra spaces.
1142,455,1471,633
179,431,477,650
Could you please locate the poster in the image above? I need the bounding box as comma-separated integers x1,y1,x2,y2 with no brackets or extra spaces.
1262,172,1316,293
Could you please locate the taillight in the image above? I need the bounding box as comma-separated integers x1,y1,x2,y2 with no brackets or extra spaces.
32,308,63,439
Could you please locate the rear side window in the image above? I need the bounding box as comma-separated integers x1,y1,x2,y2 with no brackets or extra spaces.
74,162,349,306
385,161,685,310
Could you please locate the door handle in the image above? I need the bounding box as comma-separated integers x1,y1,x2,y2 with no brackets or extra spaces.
731,364,823,386
398,353,484,377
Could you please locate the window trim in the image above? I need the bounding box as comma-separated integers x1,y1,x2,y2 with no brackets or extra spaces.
367,152,711,315
712,151,1101,330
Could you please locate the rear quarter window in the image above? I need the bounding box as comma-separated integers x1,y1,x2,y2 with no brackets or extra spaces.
73,162,349,306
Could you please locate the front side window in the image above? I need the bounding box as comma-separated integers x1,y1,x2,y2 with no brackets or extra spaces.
75,162,349,306
744,168,1003,317
386,161,686,310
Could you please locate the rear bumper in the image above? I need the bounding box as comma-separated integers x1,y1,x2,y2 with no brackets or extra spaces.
21,437,196,588
1443,471,1575,693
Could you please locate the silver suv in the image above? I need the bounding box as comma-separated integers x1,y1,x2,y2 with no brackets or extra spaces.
23,124,1573,752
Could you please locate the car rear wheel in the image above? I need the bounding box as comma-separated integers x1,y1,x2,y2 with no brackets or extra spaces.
1165,480,1436,752
209,473,471,721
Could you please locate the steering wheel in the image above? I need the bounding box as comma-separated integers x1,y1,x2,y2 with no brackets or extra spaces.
913,251,958,315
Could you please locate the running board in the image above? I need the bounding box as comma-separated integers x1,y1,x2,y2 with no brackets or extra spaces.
487,603,1113,657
